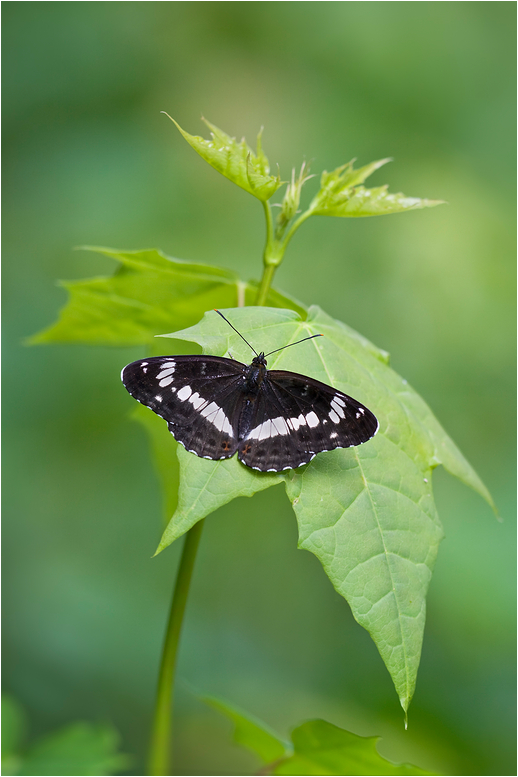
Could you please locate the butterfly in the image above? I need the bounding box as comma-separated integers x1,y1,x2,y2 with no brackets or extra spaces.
121,310,378,472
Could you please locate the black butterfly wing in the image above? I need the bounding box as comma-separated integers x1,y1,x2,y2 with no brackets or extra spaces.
121,356,247,460
238,370,378,471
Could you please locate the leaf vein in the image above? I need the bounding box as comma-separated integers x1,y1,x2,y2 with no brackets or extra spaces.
309,340,412,700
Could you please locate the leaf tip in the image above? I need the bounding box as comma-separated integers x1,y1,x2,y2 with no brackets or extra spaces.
161,111,184,134
73,244,105,254
72,244,113,255
23,333,42,347
399,694,411,723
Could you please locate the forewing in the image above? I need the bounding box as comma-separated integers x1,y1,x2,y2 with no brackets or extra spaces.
122,355,246,460
238,370,378,471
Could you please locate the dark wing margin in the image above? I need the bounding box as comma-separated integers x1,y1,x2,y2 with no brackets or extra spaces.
121,355,246,461
238,370,378,472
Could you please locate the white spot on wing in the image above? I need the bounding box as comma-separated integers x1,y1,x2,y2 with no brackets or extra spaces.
199,401,233,435
329,409,340,424
177,385,192,401
159,376,174,387
200,400,218,417
155,395,163,402
306,411,319,428
331,398,345,418
247,416,290,441
188,392,205,410
286,414,308,431
217,408,233,435
157,367,175,380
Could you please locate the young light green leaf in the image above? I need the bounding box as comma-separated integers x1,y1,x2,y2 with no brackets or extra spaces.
274,719,434,776
153,306,492,711
275,162,314,236
203,696,290,764
323,158,393,190
308,160,444,218
29,247,306,348
19,723,129,777
164,114,284,201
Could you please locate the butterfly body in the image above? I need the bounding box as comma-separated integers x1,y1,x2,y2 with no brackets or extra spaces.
242,353,268,393
122,348,378,472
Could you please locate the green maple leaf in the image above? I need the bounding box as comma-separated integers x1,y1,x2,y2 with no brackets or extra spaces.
151,305,492,712
1,695,128,777
31,252,492,713
205,696,436,775
276,719,435,775
30,247,305,348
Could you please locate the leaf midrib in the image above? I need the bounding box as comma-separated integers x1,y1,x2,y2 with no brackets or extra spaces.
309,336,411,704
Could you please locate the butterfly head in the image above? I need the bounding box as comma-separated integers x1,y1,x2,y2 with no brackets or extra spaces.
252,352,267,368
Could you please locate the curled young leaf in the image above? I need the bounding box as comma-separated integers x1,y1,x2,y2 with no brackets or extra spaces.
275,162,314,236
165,114,284,201
309,159,444,217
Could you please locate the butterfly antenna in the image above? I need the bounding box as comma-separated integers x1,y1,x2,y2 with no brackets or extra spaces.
213,309,259,356
265,333,323,358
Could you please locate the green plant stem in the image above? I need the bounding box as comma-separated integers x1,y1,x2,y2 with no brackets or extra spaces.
282,208,313,247
147,518,205,776
255,201,277,305
262,199,274,249
255,263,276,306
255,202,314,306
148,198,281,774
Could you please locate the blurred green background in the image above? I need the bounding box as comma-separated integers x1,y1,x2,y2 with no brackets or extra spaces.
3,2,515,775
